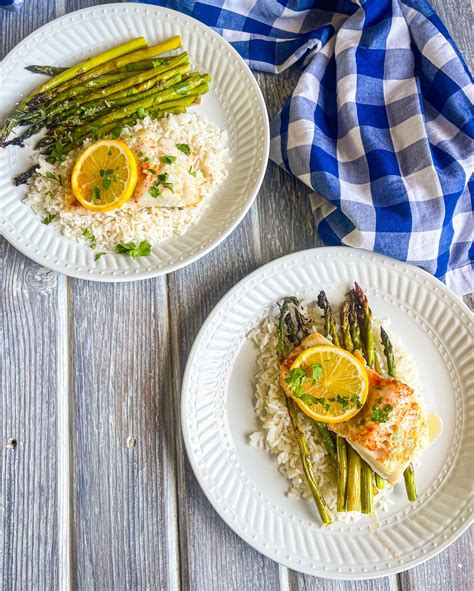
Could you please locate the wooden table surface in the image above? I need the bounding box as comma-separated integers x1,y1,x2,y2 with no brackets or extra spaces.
1,1,472,590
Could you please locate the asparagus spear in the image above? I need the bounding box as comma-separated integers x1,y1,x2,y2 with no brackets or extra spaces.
277,297,334,526
25,65,67,76
346,446,361,512
55,53,189,110
317,291,340,346
336,435,348,512
361,460,374,514
1,38,148,142
31,37,182,106
26,56,175,77
381,326,418,500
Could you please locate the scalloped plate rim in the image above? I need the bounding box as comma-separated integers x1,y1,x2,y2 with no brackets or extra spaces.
0,3,270,282
181,246,473,580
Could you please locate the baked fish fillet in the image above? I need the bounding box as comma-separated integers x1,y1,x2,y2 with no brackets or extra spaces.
280,331,426,485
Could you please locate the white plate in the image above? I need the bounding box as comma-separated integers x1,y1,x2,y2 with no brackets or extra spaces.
0,4,269,281
181,247,473,580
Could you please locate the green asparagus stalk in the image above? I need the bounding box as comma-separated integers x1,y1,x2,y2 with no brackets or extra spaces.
353,282,379,370
348,302,362,351
278,297,334,526
1,38,148,142
361,460,374,514
31,37,182,106
336,435,348,512
317,291,340,346
25,65,67,76
403,464,418,501
315,423,338,468
48,77,209,148
346,446,361,512
58,53,189,109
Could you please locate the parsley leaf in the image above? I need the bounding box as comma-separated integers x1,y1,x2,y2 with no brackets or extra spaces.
161,155,176,165
149,186,160,198
42,213,58,225
176,143,190,156
311,363,322,385
336,395,350,411
49,141,64,162
92,186,101,200
284,367,308,398
83,228,96,249
115,241,151,258
314,397,330,411
188,166,197,177
300,394,317,406
158,172,169,183
94,252,106,261
351,394,362,409
370,404,394,423
44,171,62,185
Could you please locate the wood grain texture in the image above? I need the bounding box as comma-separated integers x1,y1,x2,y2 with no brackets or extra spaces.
69,277,180,590
0,0,472,590
0,239,60,591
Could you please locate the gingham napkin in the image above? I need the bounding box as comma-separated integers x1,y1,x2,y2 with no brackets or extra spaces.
130,2,471,292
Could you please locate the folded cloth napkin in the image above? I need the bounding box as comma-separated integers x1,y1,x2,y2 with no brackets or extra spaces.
155,2,469,292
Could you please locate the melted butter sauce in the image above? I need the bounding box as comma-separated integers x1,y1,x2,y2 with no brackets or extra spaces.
427,411,443,444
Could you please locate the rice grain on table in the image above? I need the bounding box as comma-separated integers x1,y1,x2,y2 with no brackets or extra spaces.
249,304,426,515
24,112,230,250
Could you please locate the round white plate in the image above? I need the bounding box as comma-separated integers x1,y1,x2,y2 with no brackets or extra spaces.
0,4,269,281
181,247,473,580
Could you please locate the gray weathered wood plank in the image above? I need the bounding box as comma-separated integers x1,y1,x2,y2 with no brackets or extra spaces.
1,4,61,591
167,213,282,591
0,239,60,591
69,277,180,590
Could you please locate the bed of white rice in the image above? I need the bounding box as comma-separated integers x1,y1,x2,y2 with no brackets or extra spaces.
24,112,230,250
249,300,425,516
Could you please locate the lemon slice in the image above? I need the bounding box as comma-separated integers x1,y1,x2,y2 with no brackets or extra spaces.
287,345,369,423
71,140,138,213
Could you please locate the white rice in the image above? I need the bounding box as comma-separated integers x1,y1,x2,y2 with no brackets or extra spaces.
24,112,231,250
249,301,425,515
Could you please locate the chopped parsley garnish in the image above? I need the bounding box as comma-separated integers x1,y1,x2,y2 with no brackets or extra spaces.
377,396,383,404
149,186,160,198
336,395,350,411
158,172,169,183
176,143,190,156
42,213,58,225
115,241,151,258
284,367,308,398
188,166,197,177
82,228,96,249
94,252,106,261
107,150,112,156
161,155,176,165
43,171,62,185
92,186,101,200
311,363,322,384
99,168,113,190
370,403,394,423
49,141,64,162
351,394,362,409
314,397,330,411
152,59,162,68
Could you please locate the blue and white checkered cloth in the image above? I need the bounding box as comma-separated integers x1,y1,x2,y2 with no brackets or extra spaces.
141,0,473,294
